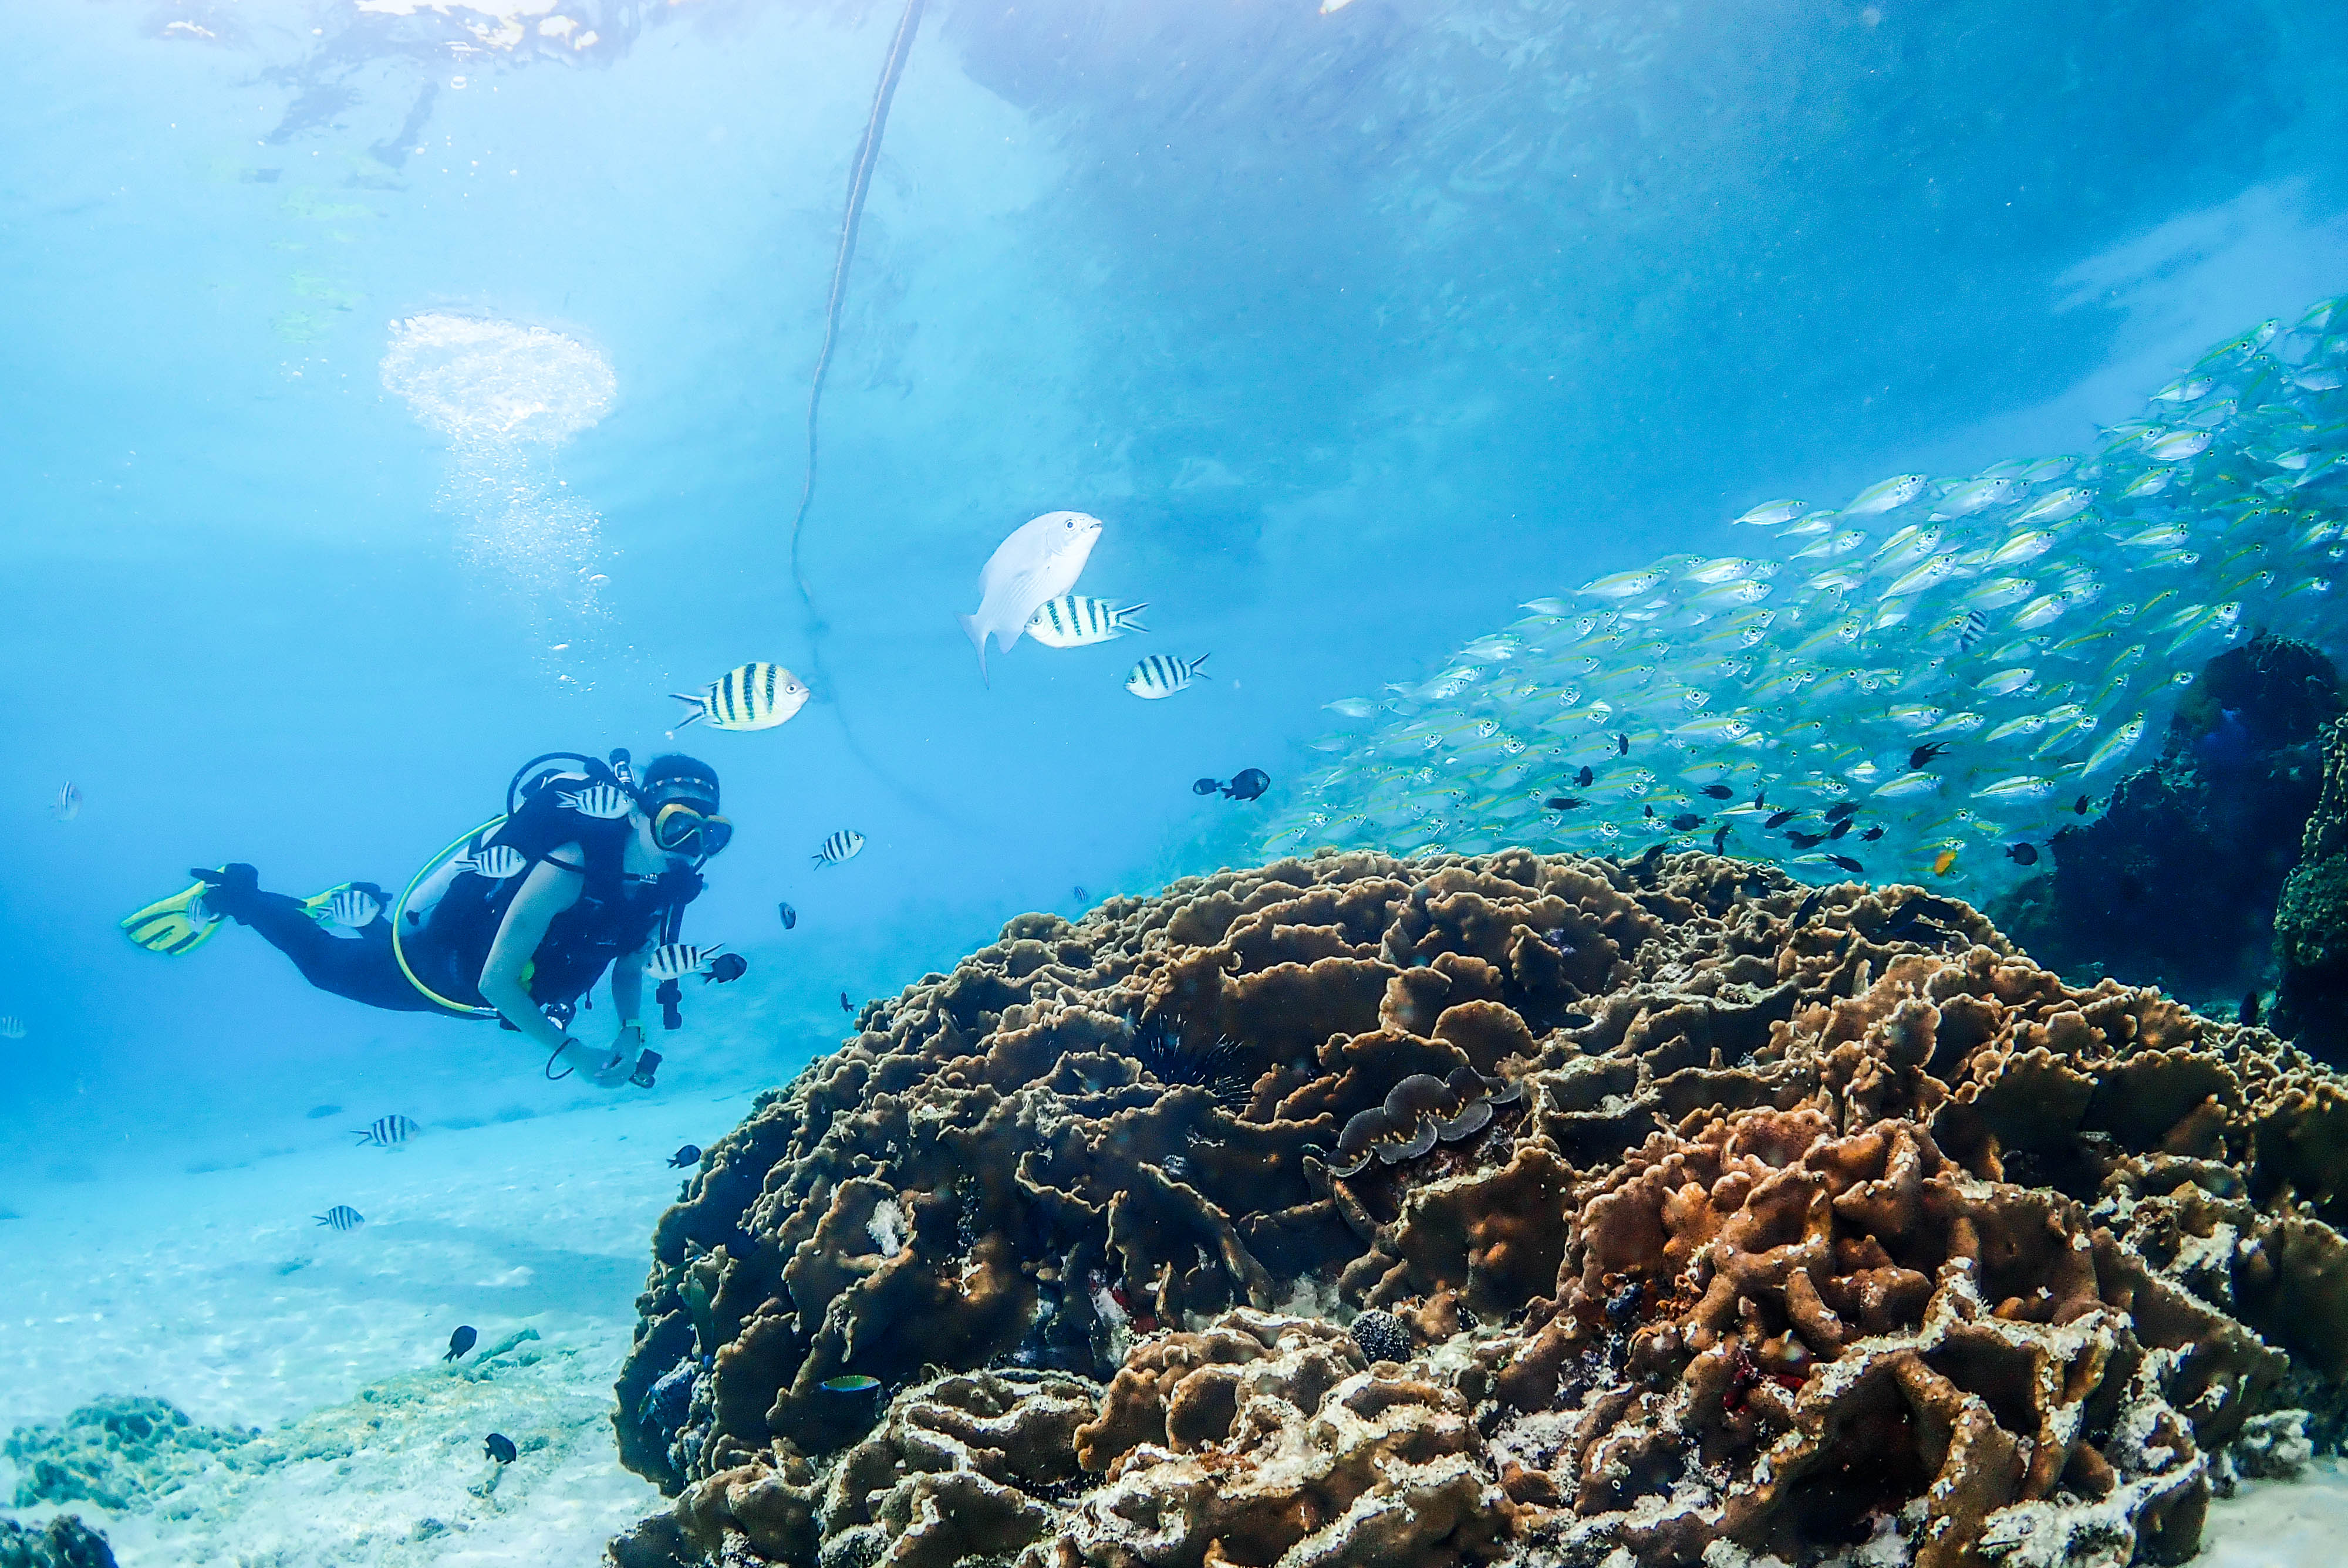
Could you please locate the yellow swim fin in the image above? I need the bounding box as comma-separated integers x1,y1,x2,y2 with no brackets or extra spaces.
121,876,225,956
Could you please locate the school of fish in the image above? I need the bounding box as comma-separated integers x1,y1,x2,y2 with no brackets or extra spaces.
1258,297,2348,895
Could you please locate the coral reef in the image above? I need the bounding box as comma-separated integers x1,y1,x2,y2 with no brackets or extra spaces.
0,1518,116,1568
5,1395,261,1511
1996,635,2342,1009
610,847,2348,1567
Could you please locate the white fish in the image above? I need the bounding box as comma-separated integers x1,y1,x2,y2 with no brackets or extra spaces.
354,1114,421,1147
813,829,865,867
1323,697,1378,719
646,942,724,982
1937,478,2020,517
2295,368,2345,393
1579,567,1666,600
1978,667,2035,697
957,512,1104,683
2013,488,2093,526
1026,596,1149,648
673,662,809,731
1976,775,2059,804
329,888,382,929
50,783,80,822
0,1016,23,1040
2118,467,2175,498
1733,500,1809,526
2010,593,2070,630
560,783,635,820
1126,652,1210,699
1873,772,1941,799
1846,474,1928,515
2151,375,2214,403
1519,598,1574,615
2144,430,2212,462
1983,529,2056,567
454,845,528,880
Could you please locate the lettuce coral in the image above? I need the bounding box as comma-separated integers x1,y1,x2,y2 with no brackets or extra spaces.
609,848,2348,1567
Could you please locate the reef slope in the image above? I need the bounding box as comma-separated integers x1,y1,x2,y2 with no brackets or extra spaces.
608,849,2348,1567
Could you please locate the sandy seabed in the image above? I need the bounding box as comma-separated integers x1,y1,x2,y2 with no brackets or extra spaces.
2,1090,2346,1567
0,1091,745,1566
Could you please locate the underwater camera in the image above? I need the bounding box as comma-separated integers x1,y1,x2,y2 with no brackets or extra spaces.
630,1049,662,1089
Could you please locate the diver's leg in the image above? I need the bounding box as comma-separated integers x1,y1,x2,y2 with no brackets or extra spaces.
198,866,443,1013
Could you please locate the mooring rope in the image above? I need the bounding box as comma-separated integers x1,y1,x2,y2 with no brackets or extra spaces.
790,0,929,621
783,0,960,825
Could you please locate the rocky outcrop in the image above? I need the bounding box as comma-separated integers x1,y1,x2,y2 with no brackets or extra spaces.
1996,634,2341,1011
609,847,2348,1567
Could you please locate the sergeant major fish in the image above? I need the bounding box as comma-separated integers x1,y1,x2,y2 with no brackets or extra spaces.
559,783,634,820
813,830,865,867
1126,653,1210,699
353,1114,421,1147
1027,596,1149,647
673,662,809,731
647,943,724,982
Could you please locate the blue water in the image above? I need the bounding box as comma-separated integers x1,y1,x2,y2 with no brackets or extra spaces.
2,0,2346,1216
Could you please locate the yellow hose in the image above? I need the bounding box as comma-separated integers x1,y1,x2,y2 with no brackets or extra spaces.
389,817,506,1018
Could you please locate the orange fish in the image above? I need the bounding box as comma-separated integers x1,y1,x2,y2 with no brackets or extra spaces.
1931,847,1959,876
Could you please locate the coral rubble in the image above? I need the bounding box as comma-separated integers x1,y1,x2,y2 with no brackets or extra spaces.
0,1518,116,1568
610,848,2348,1567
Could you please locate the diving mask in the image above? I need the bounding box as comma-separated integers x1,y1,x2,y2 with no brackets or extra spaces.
650,800,733,859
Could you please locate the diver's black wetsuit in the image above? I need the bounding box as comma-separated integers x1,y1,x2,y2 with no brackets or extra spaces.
204,788,698,1021
227,891,449,1013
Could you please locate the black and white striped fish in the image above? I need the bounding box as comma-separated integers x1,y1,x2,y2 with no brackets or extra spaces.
558,783,633,820
1025,596,1149,648
353,1114,421,1147
328,888,382,929
1125,652,1210,699
453,845,528,880
1954,609,1989,651
0,1016,23,1040
812,829,865,868
315,1205,365,1231
673,662,809,732
646,942,725,982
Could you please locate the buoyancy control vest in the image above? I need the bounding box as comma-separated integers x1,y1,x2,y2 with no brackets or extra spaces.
394,756,703,1019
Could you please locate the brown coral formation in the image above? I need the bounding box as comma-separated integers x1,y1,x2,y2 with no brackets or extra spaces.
609,849,2348,1568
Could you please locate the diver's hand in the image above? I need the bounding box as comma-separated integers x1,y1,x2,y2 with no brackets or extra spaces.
589,1048,634,1088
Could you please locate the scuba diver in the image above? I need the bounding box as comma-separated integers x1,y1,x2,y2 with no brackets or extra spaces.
122,751,734,1087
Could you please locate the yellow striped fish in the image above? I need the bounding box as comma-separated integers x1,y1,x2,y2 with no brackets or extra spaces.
673,663,809,731
1025,596,1149,647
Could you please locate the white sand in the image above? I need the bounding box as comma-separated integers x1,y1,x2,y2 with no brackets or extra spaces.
5,1087,2347,1565
0,1092,745,1565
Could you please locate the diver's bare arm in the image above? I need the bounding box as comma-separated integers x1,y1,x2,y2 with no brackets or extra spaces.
478,853,585,1053
610,948,648,1053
